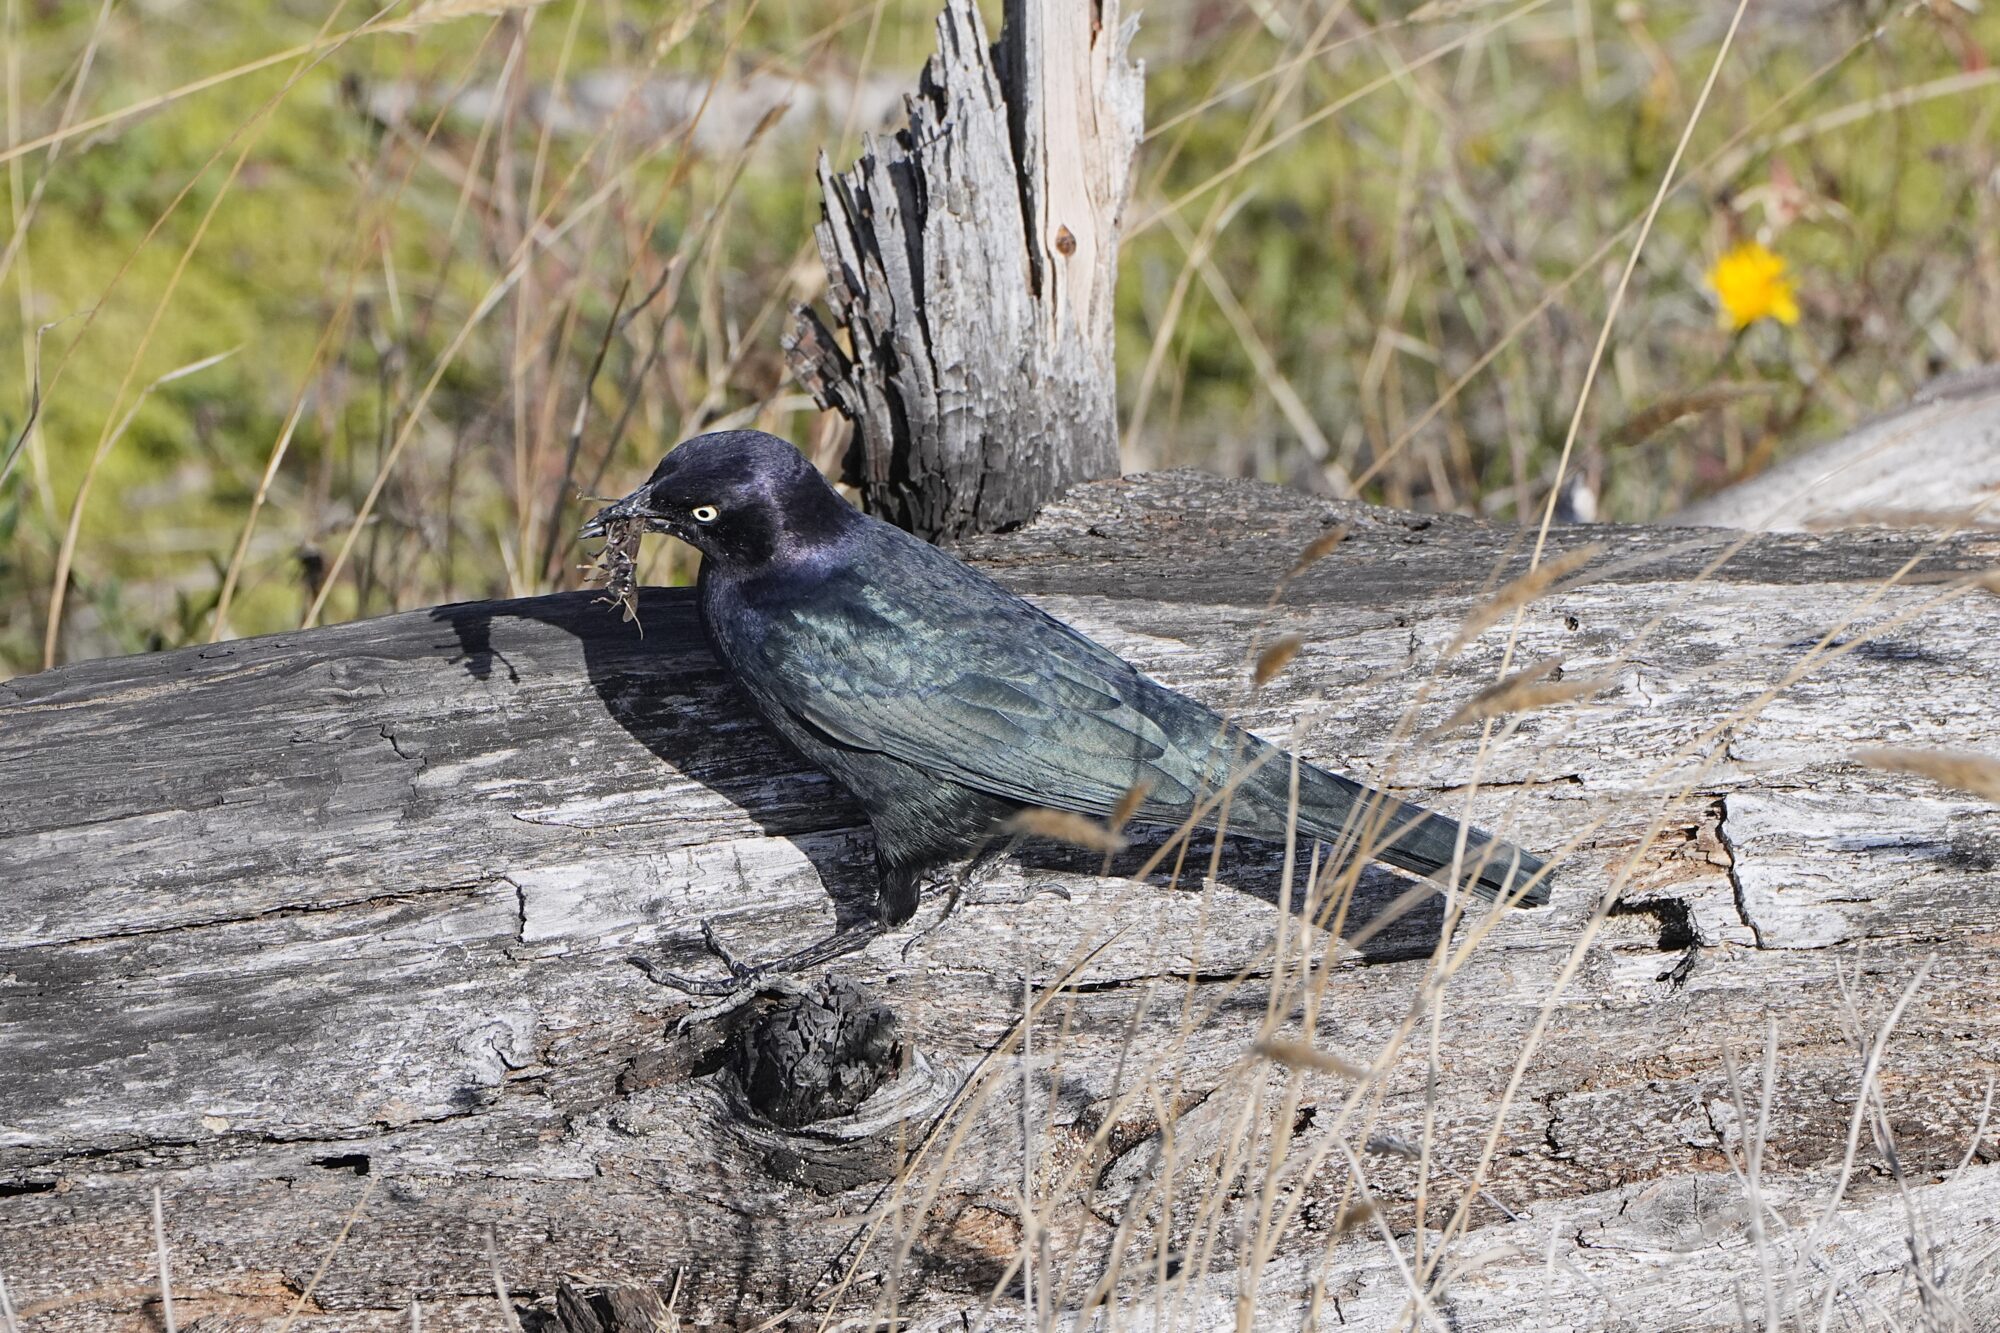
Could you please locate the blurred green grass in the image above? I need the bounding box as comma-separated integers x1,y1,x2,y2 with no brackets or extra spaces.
3,0,1997,674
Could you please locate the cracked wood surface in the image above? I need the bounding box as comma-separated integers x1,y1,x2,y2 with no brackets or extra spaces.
4,470,1999,1330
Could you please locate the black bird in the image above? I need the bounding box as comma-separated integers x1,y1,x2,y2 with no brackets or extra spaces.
583,431,1547,984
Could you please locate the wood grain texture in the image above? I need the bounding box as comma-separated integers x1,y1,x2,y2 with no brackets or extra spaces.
784,0,1140,540
1671,366,2000,532
4,471,1999,1330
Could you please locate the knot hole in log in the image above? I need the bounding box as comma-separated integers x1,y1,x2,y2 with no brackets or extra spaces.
725,977,905,1130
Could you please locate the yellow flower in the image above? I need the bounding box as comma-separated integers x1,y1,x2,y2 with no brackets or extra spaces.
1708,241,1800,330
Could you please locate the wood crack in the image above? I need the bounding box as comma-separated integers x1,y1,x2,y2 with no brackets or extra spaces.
10,880,502,952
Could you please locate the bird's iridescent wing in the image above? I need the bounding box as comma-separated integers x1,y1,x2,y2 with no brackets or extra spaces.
745,545,1231,822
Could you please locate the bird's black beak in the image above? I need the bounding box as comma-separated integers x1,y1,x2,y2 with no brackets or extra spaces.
578,484,654,541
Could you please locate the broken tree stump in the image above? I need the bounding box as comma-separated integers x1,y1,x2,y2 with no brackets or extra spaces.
4,472,2000,1329
785,0,1141,541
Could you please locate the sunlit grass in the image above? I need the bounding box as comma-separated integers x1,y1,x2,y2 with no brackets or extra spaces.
3,0,1998,672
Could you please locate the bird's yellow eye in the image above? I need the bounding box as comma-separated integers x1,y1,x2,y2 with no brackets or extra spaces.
691,504,720,524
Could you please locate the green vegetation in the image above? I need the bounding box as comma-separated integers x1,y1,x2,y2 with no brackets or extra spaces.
4,0,1997,674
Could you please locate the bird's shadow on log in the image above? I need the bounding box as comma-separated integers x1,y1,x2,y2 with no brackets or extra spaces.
431,590,883,932
429,591,1443,963
1027,836,1448,966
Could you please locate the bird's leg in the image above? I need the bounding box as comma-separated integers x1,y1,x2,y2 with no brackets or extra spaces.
897,844,1025,959
933,843,1012,920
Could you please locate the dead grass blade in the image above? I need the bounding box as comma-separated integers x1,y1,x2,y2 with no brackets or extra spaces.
1108,780,1153,832
1713,66,2000,182
274,1175,377,1333
13,1285,157,1321
150,1187,177,1333
1006,809,1128,855
1803,510,2000,532
1254,1039,1367,1080
1604,382,1782,449
1288,525,1349,579
1522,0,1752,580
43,349,239,667
1855,748,2000,803
1331,1200,1382,1235
1424,657,1610,737
1132,0,1555,235
1253,634,1305,688
0,320,56,493
384,0,554,33
487,1228,523,1332
1447,543,1603,652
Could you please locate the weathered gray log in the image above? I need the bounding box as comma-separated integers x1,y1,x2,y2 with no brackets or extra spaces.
1671,366,2000,532
784,0,1141,541
4,472,2000,1330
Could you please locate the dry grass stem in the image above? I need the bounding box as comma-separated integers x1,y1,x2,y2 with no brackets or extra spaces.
1425,656,1610,736
1252,634,1304,687
13,1285,159,1321
488,1227,523,1333
1520,0,1753,590
1108,780,1153,832
43,348,238,667
1604,382,1782,449
1005,808,1129,855
1446,543,1603,651
150,1188,176,1333
1855,748,2000,803
1254,1039,1366,1080
1803,509,2000,532
1288,525,1350,579
274,1175,376,1333
385,0,556,34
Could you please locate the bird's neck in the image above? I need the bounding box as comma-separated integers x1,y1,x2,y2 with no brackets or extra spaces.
772,469,862,558
705,473,861,583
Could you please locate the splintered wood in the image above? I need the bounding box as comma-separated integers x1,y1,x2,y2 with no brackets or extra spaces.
783,0,1141,541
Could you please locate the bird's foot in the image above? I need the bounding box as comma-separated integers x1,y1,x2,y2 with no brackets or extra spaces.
897,856,1074,960
630,918,883,1030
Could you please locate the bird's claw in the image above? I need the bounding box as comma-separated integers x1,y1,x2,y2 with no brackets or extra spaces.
1004,878,1073,906
703,917,762,980
897,850,1033,960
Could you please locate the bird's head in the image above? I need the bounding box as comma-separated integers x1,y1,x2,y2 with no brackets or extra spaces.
580,430,854,571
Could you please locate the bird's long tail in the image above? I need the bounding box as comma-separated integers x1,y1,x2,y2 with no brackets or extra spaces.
1218,740,1549,906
